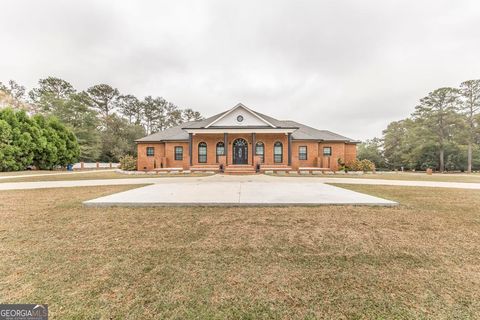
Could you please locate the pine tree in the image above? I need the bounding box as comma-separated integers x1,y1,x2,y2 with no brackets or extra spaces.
459,80,480,173
412,87,461,172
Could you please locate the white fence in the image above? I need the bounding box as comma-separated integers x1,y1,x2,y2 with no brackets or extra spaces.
72,162,120,169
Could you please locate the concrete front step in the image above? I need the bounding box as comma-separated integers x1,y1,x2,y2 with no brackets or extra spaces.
190,165,220,169
224,165,257,175
224,171,257,175
190,165,221,172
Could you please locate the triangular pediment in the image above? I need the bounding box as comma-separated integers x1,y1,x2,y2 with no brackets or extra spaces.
205,103,276,128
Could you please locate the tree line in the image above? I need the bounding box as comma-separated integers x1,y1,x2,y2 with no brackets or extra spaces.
358,79,480,172
0,77,203,163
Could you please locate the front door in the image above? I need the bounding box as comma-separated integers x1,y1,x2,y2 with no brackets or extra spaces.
233,138,248,164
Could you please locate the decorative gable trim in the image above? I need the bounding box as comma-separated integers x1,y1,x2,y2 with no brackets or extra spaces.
205,103,277,128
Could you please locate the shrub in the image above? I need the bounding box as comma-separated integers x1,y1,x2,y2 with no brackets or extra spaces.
119,155,137,171
350,159,376,172
337,157,348,172
0,107,79,171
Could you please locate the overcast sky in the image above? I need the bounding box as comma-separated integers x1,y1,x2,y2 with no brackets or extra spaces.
1,0,479,140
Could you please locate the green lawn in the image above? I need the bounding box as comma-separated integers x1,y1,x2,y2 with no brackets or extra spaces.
0,184,479,319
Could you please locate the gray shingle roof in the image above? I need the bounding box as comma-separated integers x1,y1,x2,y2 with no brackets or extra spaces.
181,111,229,129
284,121,356,142
136,122,191,142
136,107,358,143
253,111,297,128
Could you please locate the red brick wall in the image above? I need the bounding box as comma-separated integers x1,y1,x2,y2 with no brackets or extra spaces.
191,133,289,166
255,133,288,166
318,142,357,171
291,141,319,170
136,136,357,171
344,143,357,166
192,134,224,166
137,143,165,170
165,142,190,169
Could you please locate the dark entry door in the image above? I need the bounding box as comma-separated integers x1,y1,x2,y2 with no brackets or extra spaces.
233,139,248,164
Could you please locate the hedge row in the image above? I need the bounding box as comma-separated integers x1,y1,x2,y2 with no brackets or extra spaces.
0,107,80,171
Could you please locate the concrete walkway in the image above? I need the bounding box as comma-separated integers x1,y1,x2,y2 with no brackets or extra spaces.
1,174,480,191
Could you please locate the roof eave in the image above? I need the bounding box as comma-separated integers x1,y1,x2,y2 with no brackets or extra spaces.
291,138,359,143
136,139,189,143
205,103,277,128
186,126,299,130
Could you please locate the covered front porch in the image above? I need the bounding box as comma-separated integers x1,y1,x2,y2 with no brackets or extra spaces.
184,128,296,174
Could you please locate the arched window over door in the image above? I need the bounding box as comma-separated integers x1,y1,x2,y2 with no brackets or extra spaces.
255,142,264,163
232,138,248,165
274,141,283,163
198,142,207,163
216,142,225,163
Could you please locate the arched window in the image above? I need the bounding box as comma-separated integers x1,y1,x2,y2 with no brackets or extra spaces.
255,142,264,163
274,141,283,163
216,142,225,163
198,142,207,163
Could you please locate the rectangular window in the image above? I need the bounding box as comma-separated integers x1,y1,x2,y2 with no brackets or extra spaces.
146,147,154,157
274,154,282,163
323,147,332,156
299,146,307,160
174,146,183,161
255,144,264,163
198,143,207,163
274,143,283,163
216,143,225,163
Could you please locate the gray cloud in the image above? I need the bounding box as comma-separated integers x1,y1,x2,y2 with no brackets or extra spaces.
1,0,480,140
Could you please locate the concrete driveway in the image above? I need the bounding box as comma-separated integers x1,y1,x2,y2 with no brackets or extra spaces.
2,174,480,191
83,174,397,207
3,173,480,207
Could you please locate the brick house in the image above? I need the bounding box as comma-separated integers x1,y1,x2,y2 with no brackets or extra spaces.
136,103,358,173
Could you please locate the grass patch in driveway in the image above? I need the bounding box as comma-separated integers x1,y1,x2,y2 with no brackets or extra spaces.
0,185,479,319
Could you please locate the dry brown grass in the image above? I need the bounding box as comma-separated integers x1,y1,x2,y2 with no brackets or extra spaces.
0,171,212,183
0,184,479,319
270,172,480,183
326,172,480,183
0,170,66,177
